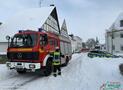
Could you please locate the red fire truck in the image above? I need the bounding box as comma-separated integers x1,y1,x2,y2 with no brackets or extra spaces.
6,29,72,76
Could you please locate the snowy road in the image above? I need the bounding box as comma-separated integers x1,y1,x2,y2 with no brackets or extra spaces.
0,53,123,90
0,68,42,90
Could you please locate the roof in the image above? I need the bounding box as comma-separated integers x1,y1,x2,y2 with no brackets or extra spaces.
0,6,55,42
60,19,69,37
109,12,123,31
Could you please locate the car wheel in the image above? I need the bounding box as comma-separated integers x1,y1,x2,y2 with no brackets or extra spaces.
119,64,123,75
65,56,69,66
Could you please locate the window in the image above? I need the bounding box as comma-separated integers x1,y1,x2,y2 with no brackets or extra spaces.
54,40,58,46
120,33,123,38
121,46,123,51
112,34,114,39
40,34,48,46
48,39,54,45
120,20,123,27
10,34,37,48
112,45,115,50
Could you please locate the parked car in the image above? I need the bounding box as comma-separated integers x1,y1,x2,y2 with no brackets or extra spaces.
87,50,119,58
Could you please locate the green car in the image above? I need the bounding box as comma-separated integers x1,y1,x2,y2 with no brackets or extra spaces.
87,50,118,58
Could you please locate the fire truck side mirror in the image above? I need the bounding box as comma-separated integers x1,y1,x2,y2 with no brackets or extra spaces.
6,35,11,47
6,35,10,40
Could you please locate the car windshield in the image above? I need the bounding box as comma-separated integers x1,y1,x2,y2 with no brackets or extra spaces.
10,34,37,48
103,51,111,54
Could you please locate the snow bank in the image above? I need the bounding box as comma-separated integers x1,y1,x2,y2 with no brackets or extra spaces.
0,65,18,81
80,55,123,90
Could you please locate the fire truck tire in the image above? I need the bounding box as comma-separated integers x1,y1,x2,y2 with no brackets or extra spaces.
44,60,53,76
119,64,123,75
17,69,26,74
65,56,69,66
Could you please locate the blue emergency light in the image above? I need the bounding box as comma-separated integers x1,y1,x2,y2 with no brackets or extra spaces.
38,28,43,32
19,30,24,33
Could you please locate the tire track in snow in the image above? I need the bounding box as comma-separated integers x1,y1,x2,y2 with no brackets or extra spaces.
10,75,41,90
0,73,43,90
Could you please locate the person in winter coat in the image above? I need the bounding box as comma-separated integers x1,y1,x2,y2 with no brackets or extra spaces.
52,46,61,77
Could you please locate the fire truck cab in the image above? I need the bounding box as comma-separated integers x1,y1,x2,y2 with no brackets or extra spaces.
6,30,72,76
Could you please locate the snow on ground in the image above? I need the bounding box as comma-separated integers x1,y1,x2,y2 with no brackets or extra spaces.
0,52,6,55
0,53,123,90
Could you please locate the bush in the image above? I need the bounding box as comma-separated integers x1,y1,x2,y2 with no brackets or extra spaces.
0,55,7,64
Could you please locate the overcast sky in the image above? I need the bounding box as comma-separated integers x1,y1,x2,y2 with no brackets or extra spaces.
0,0,123,43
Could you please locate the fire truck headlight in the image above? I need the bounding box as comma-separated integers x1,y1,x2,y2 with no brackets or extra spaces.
6,63,11,67
29,64,35,69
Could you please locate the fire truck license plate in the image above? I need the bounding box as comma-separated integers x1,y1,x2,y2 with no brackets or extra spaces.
16,65,23,69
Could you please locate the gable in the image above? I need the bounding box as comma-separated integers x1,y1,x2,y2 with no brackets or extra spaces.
61,20,69,37
41,7,60,35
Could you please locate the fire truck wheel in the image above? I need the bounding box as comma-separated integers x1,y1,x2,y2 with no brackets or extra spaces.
17,69,26,74
119,64,123,75
44,60,52,76
65,56,69,66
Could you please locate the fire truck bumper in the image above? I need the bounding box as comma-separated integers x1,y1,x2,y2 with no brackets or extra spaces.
6,62,41,72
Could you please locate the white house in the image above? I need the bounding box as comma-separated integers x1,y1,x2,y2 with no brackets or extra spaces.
0,22,8,54
74,36,82,52
69,35,82,53
60,20,72,55
0,6,60,54
106,12,123,54
69,35,76,53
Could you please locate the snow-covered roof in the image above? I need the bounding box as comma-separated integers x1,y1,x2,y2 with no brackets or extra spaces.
109,12,123,31
0,6,55,42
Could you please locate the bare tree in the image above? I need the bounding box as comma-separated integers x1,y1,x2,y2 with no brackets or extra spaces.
86,38,96,49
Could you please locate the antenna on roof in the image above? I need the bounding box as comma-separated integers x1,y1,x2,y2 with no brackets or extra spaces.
50,4,55,7
50,0,55,7
39,0,43,7
39,0,55,7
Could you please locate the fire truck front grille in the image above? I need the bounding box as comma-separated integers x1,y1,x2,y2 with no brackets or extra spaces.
7,52,39,60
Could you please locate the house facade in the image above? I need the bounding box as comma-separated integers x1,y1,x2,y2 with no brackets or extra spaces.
69,34,82,53
106,13,123,54
0,22,7,54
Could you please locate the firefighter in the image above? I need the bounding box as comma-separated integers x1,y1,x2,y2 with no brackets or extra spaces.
53,46,61,77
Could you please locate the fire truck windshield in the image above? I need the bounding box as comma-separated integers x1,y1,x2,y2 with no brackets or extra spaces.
10,34,37,48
